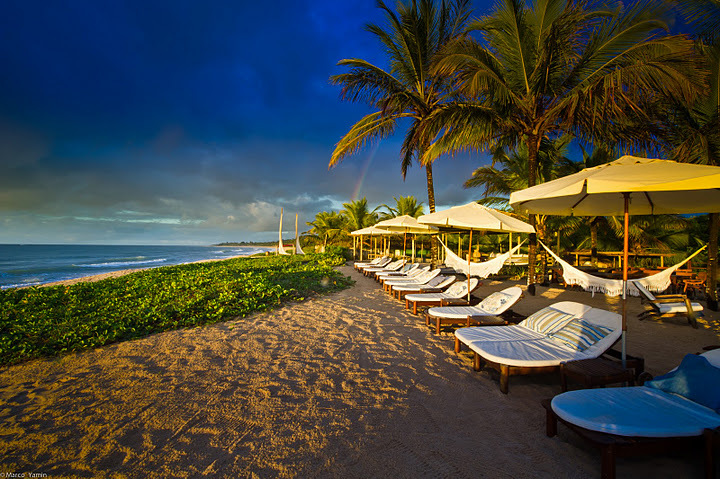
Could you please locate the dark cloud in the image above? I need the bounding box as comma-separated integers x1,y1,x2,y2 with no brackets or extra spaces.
0,0,494,244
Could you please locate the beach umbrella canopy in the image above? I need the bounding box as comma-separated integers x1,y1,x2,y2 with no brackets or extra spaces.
374,215,439,234
509,155,720,216
374,215,438,262
349,226,398,236
509,155,720,364
417,202,535,233
418,202,534,301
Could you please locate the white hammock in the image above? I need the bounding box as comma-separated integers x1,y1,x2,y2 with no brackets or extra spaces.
540,241,707,297
439,238,526,278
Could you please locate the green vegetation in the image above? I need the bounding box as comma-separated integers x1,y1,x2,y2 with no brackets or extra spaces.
0,252,353,366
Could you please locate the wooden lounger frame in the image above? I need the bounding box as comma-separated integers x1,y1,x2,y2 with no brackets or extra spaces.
541,398,718,479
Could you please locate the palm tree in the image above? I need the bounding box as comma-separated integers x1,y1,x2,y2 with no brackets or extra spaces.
667,0,720,308
378,195,425,219
306,211,345,250
341,197,379,232
423,0,702,285
329,0,472,264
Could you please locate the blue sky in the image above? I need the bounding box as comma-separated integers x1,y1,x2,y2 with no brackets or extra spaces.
0,0,495,245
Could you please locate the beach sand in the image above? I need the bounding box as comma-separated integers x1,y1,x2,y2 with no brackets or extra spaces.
1,264,719,478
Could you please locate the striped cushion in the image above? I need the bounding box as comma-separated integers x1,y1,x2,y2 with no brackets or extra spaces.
521,308,574,335
549,319,612,352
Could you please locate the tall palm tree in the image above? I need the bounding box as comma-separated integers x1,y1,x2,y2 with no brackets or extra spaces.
329,0,472,264
378,195,425,219
307,211,346,250
667,0,720,308
341,197,379,232
423,0,702,285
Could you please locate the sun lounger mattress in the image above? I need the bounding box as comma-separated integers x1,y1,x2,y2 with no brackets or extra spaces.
552,387,720,437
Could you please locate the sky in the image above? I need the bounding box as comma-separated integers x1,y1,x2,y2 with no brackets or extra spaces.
0,0,496,245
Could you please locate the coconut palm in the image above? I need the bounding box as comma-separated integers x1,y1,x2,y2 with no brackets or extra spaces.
329,0,472,264
666,0,720,307
378,195,425,219
423,0,702,284
341,197,379,232
306,211,346,250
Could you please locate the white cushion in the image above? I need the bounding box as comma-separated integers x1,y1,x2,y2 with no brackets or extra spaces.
469,338,588,367
551,387,720,437
404,292,451,302
455,325,544,344
657,301,704,314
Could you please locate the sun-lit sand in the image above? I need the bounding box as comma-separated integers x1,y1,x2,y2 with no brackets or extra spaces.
1,264,718,477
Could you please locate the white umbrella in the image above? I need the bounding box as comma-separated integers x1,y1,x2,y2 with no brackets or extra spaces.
374,215,439,261
509,155,720,365
418,202,535,300
351,226,397,261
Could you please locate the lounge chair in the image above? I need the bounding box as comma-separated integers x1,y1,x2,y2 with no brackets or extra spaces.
404,278,481,315
426,286,523,335
376,264,426,283
455,302,622,393
631,280,702,328
383,268,441,294
362,259,405,277
544,348,720,479
354,256,389,271
389,275,455,300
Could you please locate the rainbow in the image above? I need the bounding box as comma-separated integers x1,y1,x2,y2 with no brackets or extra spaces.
351,143,379,201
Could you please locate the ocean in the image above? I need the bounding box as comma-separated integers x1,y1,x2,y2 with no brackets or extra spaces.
0,244,275,289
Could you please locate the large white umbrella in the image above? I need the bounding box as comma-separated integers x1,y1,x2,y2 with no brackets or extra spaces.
418,202,535,300
350,226,397,260
509,155,720,364
374,215,439,261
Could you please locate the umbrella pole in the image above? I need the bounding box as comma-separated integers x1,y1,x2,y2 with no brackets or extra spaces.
403,230,407,261
468,229,473,302
622,193,630,368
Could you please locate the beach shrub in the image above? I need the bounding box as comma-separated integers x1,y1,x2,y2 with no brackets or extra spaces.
0,252,354,366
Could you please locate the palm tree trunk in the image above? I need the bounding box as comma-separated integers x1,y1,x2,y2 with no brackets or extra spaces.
590,217,599,267
526,134,540,292
425,161,439,267
707,212,719,310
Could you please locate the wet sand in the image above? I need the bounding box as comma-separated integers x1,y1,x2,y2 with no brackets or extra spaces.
0,265,718,478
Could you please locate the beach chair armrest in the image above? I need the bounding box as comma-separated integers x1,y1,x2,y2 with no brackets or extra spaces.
440,298,471,306
418,287,442,293
651,296,691,304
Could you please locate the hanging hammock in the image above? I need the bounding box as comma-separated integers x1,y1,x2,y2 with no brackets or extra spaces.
540,241,707,297
439,238,526,278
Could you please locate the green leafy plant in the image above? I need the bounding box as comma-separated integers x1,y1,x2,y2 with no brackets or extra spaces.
0,253,353,365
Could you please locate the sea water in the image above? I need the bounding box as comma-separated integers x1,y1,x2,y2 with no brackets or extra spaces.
0,244,274,289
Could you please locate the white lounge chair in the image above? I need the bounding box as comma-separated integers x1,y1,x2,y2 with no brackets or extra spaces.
354,256,389,271
377,264,426,283
455,302,622,393
404,278,481,315
389,275,455,300
545,348,720,478
384,268,441,294
631,280,702,328
426,286,523,335
362,259,405,276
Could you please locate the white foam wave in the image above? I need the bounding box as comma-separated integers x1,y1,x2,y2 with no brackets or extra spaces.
79,258,168,268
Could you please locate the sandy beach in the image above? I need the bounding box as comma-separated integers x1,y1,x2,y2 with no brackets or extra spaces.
1,264,719,478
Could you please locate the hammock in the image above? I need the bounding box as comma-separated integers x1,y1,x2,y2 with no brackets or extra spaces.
439,238,526,278
540,241,707,297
